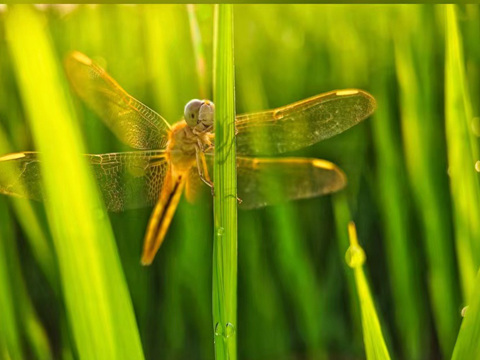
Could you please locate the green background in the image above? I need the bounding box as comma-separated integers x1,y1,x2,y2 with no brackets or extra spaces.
0,4,478,360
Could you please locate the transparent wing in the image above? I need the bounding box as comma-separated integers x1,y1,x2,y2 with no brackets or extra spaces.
0,151,168,212
65,51,171,150
235,89,376,156
237,157,346,209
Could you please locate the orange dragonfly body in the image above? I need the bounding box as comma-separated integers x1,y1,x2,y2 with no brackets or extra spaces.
0,52,376,265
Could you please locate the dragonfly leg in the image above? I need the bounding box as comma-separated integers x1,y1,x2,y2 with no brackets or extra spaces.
195,146,214,190
195,146,241,203
203,143,214,152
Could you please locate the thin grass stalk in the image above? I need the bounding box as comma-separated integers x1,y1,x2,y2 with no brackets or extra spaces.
187,4,208,99
447,4,480,358
5,6,144,359
0,124,57,291
445,4,480,301
235,56,291,357
0,200,23,359
332,193,362,351
346,222,392,360
3,208,53,360
212,4,237,360
369,20,427,357
452,271,480,359
394,6,459,356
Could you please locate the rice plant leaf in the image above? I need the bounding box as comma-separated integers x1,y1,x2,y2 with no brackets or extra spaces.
0,200,23,360
444,5,480,301
447,4,480,358
452,272,480,359
393,6,458,356
212,4,237,360
347,222,392,360
5,6,144,360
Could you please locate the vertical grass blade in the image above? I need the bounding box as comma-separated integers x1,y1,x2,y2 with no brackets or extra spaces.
394,6,459,356
346,222,391,360
0,124,56,290
333,193,362,351
187,4,209,99
445,4,480,301
5,6,144,360
213,4,237,360
368,13,428,358
3,205,53,360
452,272,480,359
0,200,23,360
447,4,480,358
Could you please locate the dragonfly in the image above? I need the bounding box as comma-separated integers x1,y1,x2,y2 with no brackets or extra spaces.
0,51,376,265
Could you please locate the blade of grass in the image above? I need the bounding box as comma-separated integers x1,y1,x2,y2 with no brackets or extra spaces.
235,51,292,359
452,270,480,359
267,204,326,359
5,6,144,360
394,5,459,357
0,124,57,290
238,211,292,359
445,4,480,301
213,4,237,360
3,204,53,360
142,5,179,121
0,199,23,360
368,14,428,357
187,4,208,99
346,222,391,360
333,193,362,354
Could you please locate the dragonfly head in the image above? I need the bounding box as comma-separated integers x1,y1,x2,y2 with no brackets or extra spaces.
184,99,215,130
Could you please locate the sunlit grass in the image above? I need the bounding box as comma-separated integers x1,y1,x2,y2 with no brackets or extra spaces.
347,222,391,360
5,6,143,359
212,4,237,360
0,200,23,359
1,4,480,360
452,273,480,359
366,14,427,357
393,6,459,357
445,4,480,302
0,124,56,290
447,4,480,358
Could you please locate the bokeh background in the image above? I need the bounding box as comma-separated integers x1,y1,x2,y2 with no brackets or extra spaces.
0,4,479,360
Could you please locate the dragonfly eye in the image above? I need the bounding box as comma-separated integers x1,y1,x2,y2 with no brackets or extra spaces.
184,99,203,127
198,100,214,128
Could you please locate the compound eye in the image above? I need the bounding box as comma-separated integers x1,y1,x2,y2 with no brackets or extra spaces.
184,99,203,127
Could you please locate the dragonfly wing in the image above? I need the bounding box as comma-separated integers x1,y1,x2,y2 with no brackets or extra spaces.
0,151,168,212
65,51,171,150
237,157,346,209
236,89,376,156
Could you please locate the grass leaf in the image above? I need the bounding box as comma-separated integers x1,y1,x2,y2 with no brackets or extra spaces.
347,222,392,360
5,6,144,360
212,4,237,360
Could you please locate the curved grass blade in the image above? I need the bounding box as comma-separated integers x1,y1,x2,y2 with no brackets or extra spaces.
347,222,391,360
394,6,458,356
447,4,480,358
5,6,144,360
0,200,23,359
445,4,480,301
0,125,56,290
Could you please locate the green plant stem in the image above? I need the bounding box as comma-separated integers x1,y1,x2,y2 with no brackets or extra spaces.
347,222,392,360
445,4,480,301
5,6,144,360
212,4,237,360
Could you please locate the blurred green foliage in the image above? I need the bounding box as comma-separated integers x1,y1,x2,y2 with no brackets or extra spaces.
0,4,479,360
